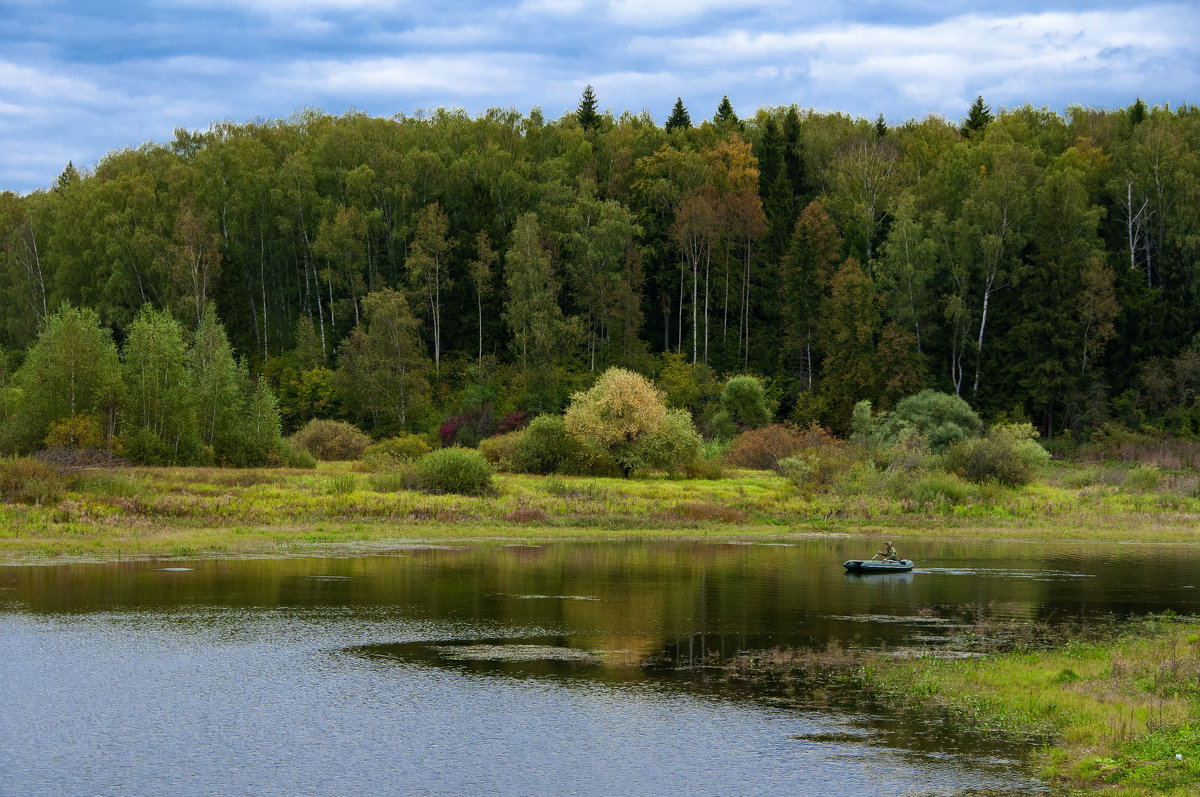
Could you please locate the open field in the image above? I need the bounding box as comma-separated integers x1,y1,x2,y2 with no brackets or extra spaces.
2,460,1200,562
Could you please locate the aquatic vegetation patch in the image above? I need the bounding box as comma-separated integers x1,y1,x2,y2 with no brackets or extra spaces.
432,644,601,663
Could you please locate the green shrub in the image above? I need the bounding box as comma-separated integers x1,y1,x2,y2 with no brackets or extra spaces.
290,419,371,461
564,367,676,476
478,430,523,467
1060,466,1099,489
882,389,983,453
908,472,971,506
944,423,1049,486
411,447,493,495
1125,465,1162,492
508,415,602,475
778,437,857,495
835,460,903,497
368,467,413,492
119,428,175,466
717,375,772,432
708,410,738,442
0,456,64,505
363,434,431,469
271,438,317,469
637,408,703,475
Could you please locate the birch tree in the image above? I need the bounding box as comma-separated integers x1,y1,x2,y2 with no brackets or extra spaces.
405,202,453,377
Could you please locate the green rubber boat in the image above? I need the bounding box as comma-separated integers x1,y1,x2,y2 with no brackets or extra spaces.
843,559,914,573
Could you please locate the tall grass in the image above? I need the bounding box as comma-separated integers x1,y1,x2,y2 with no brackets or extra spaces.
0,457,64,505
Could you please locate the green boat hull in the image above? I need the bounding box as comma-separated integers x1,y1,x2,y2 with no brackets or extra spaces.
843,559,914,573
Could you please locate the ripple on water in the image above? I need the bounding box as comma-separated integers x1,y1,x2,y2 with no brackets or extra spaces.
491,593,600,601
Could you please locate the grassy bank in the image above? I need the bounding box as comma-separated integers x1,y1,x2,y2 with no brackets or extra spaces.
2,458,1200,561
721,616,1200,795
864,616,1200,795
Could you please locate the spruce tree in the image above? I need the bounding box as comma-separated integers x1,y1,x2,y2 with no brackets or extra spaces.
782,107,806,200
713,95,739,127
576,85,600,130
755,115,783,198
961,95,993,137
665,98,692,132
1130,98,1147,126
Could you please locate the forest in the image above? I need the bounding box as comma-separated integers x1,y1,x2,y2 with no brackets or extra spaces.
1,89,1198,463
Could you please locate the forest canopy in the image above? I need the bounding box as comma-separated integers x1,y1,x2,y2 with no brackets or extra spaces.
1,94,1198,458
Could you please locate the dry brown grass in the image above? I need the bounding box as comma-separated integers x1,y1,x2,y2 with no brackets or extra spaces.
506,507,550,523
1078,434,1200,470
672,502,748,523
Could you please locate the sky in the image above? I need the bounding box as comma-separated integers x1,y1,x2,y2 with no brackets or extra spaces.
2,0,1197,193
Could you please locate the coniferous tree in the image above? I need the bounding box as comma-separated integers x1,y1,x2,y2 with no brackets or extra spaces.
576,85,600,130
665,98,692,133
713,95,739,129
961,95,993,137
781,201,841,393
818,258,881,430
781,107,807,202
1129,98,1147,126
755,115,783,198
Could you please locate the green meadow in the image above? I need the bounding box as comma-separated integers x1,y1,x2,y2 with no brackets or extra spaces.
2,458,1199,562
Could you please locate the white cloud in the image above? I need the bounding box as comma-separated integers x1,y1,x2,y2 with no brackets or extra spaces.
166,0,405,12
606,0,777,27
518,0,588,14
0,60,104,104
369,24,501,48
626,7,1192,115
635,9,1182,64
271,54,543,96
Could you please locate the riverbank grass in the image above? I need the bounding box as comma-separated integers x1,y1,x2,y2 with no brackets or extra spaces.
2,459,1200,561
865,616,1200,794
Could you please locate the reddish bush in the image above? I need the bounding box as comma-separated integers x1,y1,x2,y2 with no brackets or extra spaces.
496,410,529,435
725,424,836,471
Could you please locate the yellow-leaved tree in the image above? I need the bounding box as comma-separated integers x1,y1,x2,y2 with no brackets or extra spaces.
564,367,700,476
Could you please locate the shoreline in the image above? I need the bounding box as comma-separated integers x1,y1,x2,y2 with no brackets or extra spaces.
3,521,1199,566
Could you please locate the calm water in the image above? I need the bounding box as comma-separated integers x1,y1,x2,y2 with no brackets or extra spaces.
3,537,1199,796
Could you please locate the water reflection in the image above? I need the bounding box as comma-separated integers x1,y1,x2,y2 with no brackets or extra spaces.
4,538,1197,795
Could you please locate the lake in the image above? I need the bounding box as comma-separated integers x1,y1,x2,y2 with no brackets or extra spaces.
3,537,1198,795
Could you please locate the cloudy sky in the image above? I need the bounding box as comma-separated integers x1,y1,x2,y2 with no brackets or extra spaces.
3,0,1197,193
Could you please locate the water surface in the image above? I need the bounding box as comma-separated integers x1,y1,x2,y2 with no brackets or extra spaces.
3,537,1197,795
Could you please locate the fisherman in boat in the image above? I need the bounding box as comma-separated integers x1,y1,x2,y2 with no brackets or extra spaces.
874,541,899,562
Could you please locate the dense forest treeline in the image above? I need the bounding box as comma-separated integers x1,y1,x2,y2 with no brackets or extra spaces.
2,91,1199,452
